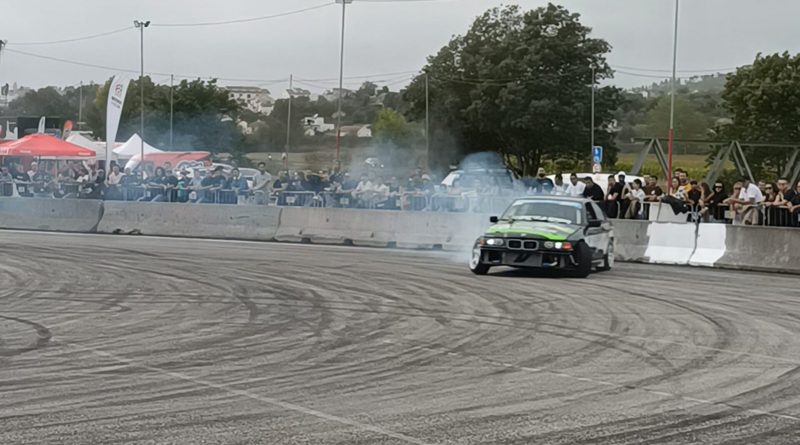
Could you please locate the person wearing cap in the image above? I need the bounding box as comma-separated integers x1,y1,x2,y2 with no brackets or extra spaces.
198,166,226,203
530,167,554,194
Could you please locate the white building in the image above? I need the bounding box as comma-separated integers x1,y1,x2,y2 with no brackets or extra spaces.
226,86,274,115
303,115,335,136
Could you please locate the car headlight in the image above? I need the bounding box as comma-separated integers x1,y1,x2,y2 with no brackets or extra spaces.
554,242,563,249
485,238,504,246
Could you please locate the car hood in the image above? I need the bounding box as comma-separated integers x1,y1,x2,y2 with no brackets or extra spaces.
484,221,581,241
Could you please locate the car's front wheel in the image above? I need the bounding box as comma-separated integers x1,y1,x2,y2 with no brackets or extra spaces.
572,242,593,278
597,241,614,272
469,243,490,275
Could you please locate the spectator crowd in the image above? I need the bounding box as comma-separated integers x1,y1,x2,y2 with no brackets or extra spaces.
0,159,798,227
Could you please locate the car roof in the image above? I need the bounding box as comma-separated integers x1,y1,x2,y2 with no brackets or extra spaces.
511,196,593,204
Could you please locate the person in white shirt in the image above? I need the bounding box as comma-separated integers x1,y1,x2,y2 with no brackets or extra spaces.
552,174,569,195
736,177,764,225
252,162,273,205
27,161,38,181
565,173,585,197
624,179,646,219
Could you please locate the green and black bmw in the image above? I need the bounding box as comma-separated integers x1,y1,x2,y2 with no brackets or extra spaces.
469,196,614,277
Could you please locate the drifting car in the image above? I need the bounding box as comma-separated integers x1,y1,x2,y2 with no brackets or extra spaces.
469,196,614,277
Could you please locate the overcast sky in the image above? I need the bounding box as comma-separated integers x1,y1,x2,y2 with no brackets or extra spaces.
2,0,800,93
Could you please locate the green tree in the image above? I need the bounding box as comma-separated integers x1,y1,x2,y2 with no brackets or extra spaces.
722,52,800,178
404,3,621,176
8,86,74,118
88,77,241,153
643,95,710,139
373,108,412,146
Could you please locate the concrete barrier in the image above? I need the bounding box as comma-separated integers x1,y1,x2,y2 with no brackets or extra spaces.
689,223,727,267
643,222,697,265
98,201,281,241
715,225,800,274
274,207,491,249
612,220,651,262
0,197,103,232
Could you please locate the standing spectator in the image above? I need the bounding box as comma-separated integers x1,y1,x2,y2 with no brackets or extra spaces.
552,174,568,195
164,169,179,202
669,177,687,201
227,168,249,195
623,179,646,219
676,169,691,195
605,175,619,217
272,171,289,192
354,174,374,195
143,166,167,202
30,163,53,194
565,172,585,197
105,164,124,200
12,163,30,182
686,181,702,208
789,180,800,226
529,167,554,194
734,178,764,225
701,182,728,222
175,170,191,203
252,162,272,204
610,172,628,217
199,166,226,203
27,162,38,180
776,178,796,204
582,177,604,202
643,175,664,201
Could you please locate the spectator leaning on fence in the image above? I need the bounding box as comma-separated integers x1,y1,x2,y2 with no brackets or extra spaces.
623,179,646,219
776,178,795,205
553,173,568,195
789,181,800,225
733,177,764,225
582,176,604,202
643,175,663,201
530,167,554,194
227,168,249,195
565,172,585,197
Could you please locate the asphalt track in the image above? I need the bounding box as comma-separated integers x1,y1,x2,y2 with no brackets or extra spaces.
1,230,799,444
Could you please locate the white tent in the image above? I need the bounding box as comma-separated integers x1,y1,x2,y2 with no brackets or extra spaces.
113,134,163,159
66,133,108,159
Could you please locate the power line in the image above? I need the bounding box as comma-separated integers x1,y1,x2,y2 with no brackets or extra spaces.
3,47,288,84
7,26,134,46
151,2,334,27
611,64,737,74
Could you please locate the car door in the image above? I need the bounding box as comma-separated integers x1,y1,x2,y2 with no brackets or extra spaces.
587,202,612,258
584,203,608,259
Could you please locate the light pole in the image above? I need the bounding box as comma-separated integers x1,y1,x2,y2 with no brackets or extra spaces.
0,40,6,109
668,0,679,193
425,71,430,157
78,81,83,130
169,74,174,149
590,65,596,158
334,0,352,163
285,74,293,171
134,20,150,176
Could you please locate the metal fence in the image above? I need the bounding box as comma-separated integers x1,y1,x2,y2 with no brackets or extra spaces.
1,180,798,227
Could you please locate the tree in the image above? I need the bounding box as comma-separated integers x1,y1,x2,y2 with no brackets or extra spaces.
643,95,710,139
88,77,242,153
404,3,621,176
721,52,800,178
373,108,412,146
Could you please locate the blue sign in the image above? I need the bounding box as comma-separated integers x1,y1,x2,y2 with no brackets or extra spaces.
592,146,603,164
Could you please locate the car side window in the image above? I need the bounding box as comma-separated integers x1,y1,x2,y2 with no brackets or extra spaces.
591,203,606,221
585,203,598,222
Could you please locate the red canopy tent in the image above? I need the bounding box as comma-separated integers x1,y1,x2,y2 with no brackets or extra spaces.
0,134,96,158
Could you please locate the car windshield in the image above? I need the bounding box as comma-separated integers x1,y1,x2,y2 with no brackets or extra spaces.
500,200,583,225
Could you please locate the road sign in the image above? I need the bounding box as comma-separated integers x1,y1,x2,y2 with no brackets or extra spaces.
592,146,603,164
592,163,601,173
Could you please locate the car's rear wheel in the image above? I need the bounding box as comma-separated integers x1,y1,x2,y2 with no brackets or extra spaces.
597,241,614,272
572,242,593,278
469,243,490,275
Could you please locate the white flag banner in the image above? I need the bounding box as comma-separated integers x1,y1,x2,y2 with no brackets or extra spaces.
106,74,131,165
37,116,45,133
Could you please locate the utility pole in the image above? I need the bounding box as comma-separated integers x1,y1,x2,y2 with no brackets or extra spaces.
134,20,150,177
285,74,293,171
78,81,83,130
0,40,5,109
169,74,174,149
334,0,353,163
590,66,595,157
425,71,430,156
668,0,679,193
